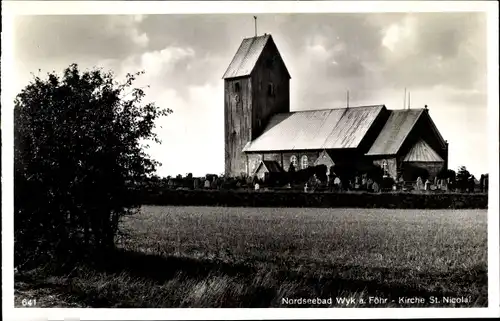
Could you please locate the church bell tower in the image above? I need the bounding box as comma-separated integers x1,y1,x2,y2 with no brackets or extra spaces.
222,34,291,177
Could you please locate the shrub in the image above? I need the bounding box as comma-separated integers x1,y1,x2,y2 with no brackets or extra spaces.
14,64,171,270
142,189,487,209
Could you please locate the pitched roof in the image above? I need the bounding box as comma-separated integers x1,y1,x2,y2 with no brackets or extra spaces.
366,109,424,156
254,160,284,175
243,105,385,152
314,150,335,167
223,34,271,79
403,139,444,162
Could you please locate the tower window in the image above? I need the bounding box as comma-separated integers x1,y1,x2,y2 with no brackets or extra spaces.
301,155,309,169
290,155,298,168
268,83,275,96
234,82,240,93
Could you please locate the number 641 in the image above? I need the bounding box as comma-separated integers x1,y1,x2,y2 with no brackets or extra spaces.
21,299,36,307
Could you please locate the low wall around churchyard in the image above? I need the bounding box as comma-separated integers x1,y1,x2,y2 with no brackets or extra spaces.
141,189,488,209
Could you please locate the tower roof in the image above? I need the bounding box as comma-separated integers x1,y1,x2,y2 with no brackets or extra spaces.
223,34,290,79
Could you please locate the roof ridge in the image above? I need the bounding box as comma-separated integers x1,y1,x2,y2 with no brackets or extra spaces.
287,105,385,114
242,34,270,41
391,108,426,112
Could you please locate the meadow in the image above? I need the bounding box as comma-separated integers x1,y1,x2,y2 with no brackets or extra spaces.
15,206,487,308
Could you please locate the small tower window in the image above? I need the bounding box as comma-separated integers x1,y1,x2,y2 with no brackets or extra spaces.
301,155,309,169
234,82,240,93
268,83,275,96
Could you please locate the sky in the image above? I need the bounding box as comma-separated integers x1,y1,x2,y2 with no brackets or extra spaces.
12,12,489,178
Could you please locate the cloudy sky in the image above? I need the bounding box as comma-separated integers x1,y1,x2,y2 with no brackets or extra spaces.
13,12,488,177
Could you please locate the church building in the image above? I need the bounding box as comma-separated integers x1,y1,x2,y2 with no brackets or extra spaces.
223,34,448,181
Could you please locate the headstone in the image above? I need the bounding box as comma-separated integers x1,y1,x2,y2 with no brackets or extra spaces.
372,181,380,193
424,179,431,191
367,178,373,190
193,178,200,189
416,177,423,191
441,180,448,191
304,183,309,192
204,179,211,189
254,183,260,191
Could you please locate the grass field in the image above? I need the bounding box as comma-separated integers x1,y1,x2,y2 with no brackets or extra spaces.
15,206,487,308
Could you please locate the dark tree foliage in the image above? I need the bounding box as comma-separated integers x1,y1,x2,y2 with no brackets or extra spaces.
14,64,171,270
314,164,328,183
288,165,328,185
437,168,456,182
364,165,384,183
456,166,471,192
332,164,356,184
402,165,430,181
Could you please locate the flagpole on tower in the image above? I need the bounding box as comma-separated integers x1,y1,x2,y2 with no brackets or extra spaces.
254,16,257,36
404,87,407,110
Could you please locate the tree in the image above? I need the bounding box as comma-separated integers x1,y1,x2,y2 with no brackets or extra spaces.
456,166,471,192
437,168,456,182
314,164,328,183
14,64,171,269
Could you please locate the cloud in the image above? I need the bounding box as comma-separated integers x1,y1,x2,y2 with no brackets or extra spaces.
98,47,224,176
147,83,225,177
379,13,486,91
12,13,489,176
140,46,195,76
106,15,149,48
13,14,149,83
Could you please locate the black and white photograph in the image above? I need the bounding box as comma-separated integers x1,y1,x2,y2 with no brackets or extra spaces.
2,1,499,319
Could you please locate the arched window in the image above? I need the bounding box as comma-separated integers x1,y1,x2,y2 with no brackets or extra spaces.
290,155,298,168
301,155,309,169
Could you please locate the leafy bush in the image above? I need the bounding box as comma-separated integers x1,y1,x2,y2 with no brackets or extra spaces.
437,168,456,182
143,189,488,209
14,64,170,270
